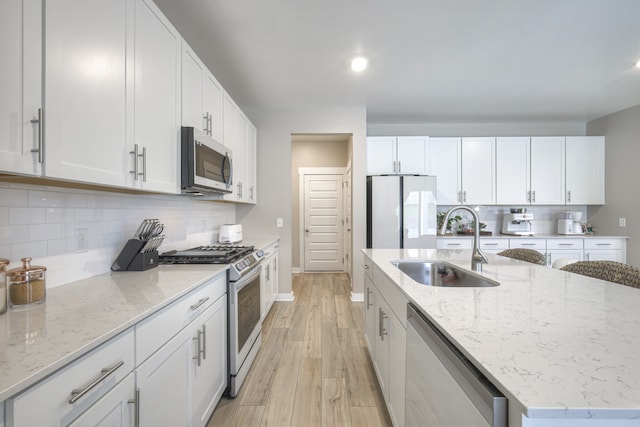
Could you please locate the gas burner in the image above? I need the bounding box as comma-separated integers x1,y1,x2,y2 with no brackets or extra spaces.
159,245,255,266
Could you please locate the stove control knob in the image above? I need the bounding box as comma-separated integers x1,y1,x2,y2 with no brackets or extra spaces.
236,262,244,270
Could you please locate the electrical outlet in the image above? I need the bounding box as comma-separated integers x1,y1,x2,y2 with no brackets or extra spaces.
276,218,284,228
619,217,626,227
75,228,89,252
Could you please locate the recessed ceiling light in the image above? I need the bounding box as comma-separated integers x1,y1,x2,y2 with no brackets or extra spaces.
350,56,368,72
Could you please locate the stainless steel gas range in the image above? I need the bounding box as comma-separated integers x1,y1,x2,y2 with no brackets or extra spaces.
160,245,265,397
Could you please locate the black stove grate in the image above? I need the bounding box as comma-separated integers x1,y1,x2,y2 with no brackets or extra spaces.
159,245,254,264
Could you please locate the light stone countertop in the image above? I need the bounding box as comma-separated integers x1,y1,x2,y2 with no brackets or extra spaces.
0,236,280,402
437,234,629,239
364,248,640,420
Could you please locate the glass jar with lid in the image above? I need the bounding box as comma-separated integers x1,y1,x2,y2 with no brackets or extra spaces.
0,258,9,314
7,257,46,307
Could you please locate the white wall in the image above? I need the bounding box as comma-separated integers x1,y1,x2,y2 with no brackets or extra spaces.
367,121,586,137
587,104,640,266
0,183,235,288
237,107,367,298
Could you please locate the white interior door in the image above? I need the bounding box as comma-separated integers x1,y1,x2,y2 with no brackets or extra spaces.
343,167,352,279
304,174,344,271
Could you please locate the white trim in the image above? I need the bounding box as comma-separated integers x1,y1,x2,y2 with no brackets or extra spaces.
350,292,364,302
298,167,347,273
276,292,295,302
292,267,302,274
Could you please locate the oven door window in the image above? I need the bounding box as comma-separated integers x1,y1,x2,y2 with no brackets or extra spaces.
237,274,261,351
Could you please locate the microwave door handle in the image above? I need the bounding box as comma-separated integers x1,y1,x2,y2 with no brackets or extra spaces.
224,153,233,188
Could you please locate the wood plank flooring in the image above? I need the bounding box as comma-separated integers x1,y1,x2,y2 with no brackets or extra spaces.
208,273,392,427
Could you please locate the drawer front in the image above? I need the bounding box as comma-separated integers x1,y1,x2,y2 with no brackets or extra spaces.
509,239,546,250
136,272,227,365
480,239,509,250
437,238,472,250
7,329,134,427
547,239,583,250
372,264,409,328
584,238,623,250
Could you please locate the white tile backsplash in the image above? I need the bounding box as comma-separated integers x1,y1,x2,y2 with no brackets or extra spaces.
0,184,236,289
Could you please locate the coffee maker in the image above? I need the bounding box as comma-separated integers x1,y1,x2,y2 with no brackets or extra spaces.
557,211,574,235
502,213,535,235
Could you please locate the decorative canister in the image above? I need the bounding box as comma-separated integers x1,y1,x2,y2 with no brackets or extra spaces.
0,258,9,314
7,258,47,307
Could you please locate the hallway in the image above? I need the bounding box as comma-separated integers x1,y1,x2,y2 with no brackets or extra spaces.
208,273,392,426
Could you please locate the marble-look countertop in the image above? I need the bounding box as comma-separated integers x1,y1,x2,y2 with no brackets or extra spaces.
364,248,640,420
438,234,629,239
0,236,279,402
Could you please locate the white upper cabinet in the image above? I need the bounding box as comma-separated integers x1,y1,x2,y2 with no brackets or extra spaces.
181,43,223,142
0,0,42,176
461,137,495,205
565,136,604,205
366,136,428,175
429,137,460,205
496,137,530,205
246,121,257,203
44,0,128,187
530,137,566,204
223,93,243,201
129,0,181,193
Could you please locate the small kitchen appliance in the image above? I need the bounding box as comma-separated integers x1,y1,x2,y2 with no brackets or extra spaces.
557,212,574,235
219,224,243,244
181,126,233,195
159,244,265,396
501,213,535,236
111,219,165,271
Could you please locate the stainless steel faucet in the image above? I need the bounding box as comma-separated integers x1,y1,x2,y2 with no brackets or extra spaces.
440,206,488,272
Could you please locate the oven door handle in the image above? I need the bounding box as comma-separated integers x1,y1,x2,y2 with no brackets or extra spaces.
234,264,262,291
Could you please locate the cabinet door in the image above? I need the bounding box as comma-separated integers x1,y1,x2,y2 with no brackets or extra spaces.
496,137,530,205
181,43,206,131
260,263,270,320
131,0,180,193
584,250,624,263
44,0,127,186
0,0,42,175
396,136,428,175
271,252,279,302
203,72,223,142
223,93,242,201
136,328,191,427
246,122,257,203
461,137,495,205
388,311,406,427
67,373,134,427
565,136,605,205
530,137,565,205
366,137,397,175
547,250,583,267
191,296,227,427
429,137,461,205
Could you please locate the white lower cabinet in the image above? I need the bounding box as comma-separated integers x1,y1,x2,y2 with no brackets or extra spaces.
260,242,279,320
6,329,135,426
546,239,583,266
584,238,626,263
437,238,472,250
480,238,509,254
67,373,135,427
364,257,406,427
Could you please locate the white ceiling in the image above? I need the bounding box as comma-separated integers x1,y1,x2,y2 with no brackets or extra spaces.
154,0,640,123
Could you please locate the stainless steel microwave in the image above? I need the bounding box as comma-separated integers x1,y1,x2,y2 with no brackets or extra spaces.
181,127,232,195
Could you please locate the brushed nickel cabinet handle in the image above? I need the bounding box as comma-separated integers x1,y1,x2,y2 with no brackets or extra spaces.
190,297,210,311
129,144,139,180
69,360,124,404
128,388,140,427
30,108,44,163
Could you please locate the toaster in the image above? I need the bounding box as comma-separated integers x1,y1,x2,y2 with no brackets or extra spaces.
219,224,243,243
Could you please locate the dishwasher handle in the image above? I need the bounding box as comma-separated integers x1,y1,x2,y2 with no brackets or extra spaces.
407,303,507,427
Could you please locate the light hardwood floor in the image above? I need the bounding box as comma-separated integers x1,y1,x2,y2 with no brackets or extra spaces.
208,273,392,427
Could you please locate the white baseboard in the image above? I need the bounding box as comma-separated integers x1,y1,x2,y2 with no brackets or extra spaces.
351,292,364,302
276,292,295,302
292,267,301,274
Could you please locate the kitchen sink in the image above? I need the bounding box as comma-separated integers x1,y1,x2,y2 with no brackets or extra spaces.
392,260,500,287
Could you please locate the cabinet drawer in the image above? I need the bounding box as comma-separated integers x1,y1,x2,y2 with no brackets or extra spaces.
437,238,472,250
364,255,373,280
7,329,134,427
547,239,583,250
584,239,623,250
480,239,509,250
136,272,227,365
509,239,545,250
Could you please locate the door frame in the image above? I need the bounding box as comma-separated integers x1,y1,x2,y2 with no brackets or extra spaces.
298,167,346,272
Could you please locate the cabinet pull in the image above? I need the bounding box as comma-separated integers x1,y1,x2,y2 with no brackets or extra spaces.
521,243,536,246
208,113,213,136
69,360,124,404
141,146,147,182
532,190,536,203
201,324,207,360
585,253,590,261
379,308,388,340
190,296,210,311
596,243,612,246
527,190,531,202
193,333,202,366
463,191,467,203
203,113,209,134
130,144,139,180
567,190,571,203
397,161,401,173
30,108,44,163
558,244,573,246
484,243,499,246
447,243,461,247
128,388,140,427
547,253,551,265
249,186,254,200
366,289,373,309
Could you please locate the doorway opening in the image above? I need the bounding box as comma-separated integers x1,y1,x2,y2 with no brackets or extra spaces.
291,134,353,278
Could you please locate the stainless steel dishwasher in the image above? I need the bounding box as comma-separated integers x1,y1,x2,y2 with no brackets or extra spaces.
406,303,507,426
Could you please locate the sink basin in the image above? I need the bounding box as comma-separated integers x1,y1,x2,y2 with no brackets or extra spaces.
392,260,500,287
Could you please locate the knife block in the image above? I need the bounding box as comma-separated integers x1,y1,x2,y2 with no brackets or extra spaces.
111,239,159,271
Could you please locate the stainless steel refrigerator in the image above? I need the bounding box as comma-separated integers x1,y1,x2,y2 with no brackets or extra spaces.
366,175,437,249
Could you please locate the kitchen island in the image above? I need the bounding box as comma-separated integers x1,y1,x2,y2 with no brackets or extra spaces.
364,248,640,427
